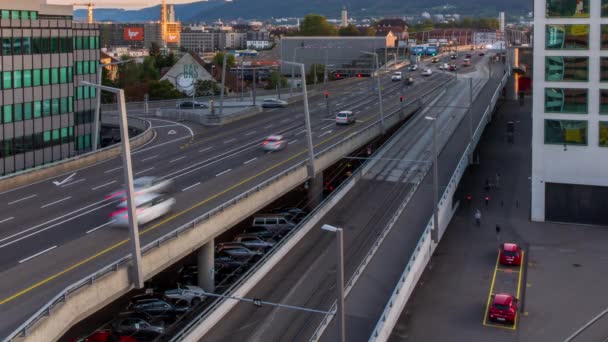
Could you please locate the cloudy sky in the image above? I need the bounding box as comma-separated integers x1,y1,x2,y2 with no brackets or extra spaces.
48,0,200,9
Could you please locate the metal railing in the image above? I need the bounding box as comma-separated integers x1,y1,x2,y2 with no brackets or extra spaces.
4,72,445,342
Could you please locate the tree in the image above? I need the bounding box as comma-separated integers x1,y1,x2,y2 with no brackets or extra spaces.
268,70,288,89
338,24,360,36
299,14,337,36
364,26,377,36
195,79,220,96
306,64,325,85
149,42,161,57
213,52,236,74
148,80,183,100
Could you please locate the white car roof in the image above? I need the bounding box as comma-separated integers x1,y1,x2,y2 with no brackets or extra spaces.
117,193,162,208
338,110,352,114
266,135,284,140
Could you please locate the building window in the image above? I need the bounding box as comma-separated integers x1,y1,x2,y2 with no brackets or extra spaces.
602,26,608,49
33,69,41,86
42,68,50,85
23,102,32,120
545,119,588,145
13,37,22,55
3,105,12,123
11,10,19,20
13,70,22,88
2,71,11,89
546,0,589,17
20,10,28,20
33,101,41,118
14,103,22,122
2,37,11,55
59,67,67,84
1,10,8,19
601,90,608,114
545,88,588,113
23,70,32,87
42,99,51,117
600,122,608,146
60,97,68,114
546,24,589,49
51,68,59,84
51,99,59,115
30,11,37,20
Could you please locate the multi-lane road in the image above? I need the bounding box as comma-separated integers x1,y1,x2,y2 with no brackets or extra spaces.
0,57,454,337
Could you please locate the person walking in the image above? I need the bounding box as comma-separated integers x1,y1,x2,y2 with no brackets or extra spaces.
495,224,501,242
474,209,482,226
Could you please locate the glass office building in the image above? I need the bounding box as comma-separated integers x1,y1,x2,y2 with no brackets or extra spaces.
0,0,99,176
532,0,608,224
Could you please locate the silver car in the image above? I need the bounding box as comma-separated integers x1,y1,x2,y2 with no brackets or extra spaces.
111,193,175,226
164,285,207,306
107,176,172,199
261,98,288,108
262,135,287,151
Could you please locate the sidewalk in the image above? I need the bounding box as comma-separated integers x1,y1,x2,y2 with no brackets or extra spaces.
388,97,608,342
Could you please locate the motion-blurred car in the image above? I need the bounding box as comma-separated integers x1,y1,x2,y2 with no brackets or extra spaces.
164,285,207,306
261,98,288,108
408,64,418,71
106,176,173,199
438,63,449,70
335,110,356,125
404,77,414,85
177,100,207,109
111,193,175,226
111,316,164,339
422,69,433,76
262,135,287,151
499,243,522,266
391,71,403,81
488,293,518,324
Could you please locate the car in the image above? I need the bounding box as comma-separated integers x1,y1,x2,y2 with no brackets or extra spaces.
408,64,418,71
177,264,198,285
128,298,190,320
111,316,165,339
465,53,472,58
215,255,250,273
216,243,264,260
470,46,475,50
335,110,355,125
479,52,485,56
421,69,433,76
242,226,278,240
252,215,296,233
391,71,402,81
499,243,522,266
233,234,276,251
488,293,518,324
111,193,176,226
463,58,471,67
404,77,414,85
450,54,457,59
164,285,207,306
70,330,137,342
448,64,457,71
262,135,287,151
106,176,173,199
431,57,439,63
177,100,207,109
261,98,288,108
438,63,449,70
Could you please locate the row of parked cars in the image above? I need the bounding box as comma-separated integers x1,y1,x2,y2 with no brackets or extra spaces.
487,242,523,325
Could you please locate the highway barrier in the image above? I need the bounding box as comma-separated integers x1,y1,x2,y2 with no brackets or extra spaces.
367,69,509,342
0,116,153,194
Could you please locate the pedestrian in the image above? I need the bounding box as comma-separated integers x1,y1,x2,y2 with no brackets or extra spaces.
485,196,490,206
495,224,501,242
495,173,500,189
474,209,481,226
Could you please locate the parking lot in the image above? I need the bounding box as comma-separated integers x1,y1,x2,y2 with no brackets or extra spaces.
389,98,608,342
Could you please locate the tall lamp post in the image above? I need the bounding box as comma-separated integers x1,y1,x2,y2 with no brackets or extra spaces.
362,51,385,133
321,224,346,342
424,115,440,243
94,59,134,151
82,81,144,288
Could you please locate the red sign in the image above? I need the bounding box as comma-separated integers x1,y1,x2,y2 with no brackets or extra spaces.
123,27,144,41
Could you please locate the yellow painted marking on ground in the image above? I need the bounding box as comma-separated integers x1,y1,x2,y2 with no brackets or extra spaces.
482,252,501,327
0,115,371,305
513,251,525,330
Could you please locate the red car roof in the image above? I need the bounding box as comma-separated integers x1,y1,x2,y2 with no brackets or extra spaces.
502,243,519,252
494,293,514,306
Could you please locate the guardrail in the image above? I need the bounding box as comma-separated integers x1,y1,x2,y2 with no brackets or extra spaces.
4,72,443,342
367,70,509,342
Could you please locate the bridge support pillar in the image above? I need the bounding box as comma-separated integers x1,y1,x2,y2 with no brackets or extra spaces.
197,240,215,293
306,173,324,211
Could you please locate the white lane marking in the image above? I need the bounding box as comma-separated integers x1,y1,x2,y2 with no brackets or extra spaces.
141,155,159,162
170,156,186,163
40,196,72,209
18,245,57,264
318,130,333,138
131,136,190,155
321,122,335,130
104,166,122,174
135,167,154,175
264,124,274,129
280,119,290,123
243,157,257,164
295,130,307,136
52,173,76,186
86,220,115,234
181,182,201,192
144,117,194,137
245,131,257,136
224,138,237,144
61,179,86,187
288,139,298,145
150,124,181,129
92,180,117,191
216,169,232,177
199,147,213,153
8,194,37,205
0,200,117,248
0,217,14,224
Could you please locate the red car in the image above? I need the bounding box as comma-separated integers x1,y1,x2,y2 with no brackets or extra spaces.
499,243,522,266
71,330,137,342
488,293,518,324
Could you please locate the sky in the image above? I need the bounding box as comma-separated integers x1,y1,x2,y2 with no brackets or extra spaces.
48,0,200,9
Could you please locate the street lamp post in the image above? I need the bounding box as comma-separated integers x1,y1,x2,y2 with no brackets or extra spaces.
425,115,440,243
468,77,473,164
220,52,227,115
82,81,144,288
362,51,385,133
281,60,315,178
321,224,345,342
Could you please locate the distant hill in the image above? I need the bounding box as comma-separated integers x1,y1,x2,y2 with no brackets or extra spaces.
75,0,531,22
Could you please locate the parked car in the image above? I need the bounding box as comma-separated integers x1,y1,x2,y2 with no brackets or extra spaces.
404,77,414,85
391,71,402,81
488,293,518,324
233,234,276,251
422,69,433,76
106,176,173,199
335,110,356,125
499,243,522,266
177,264,198,285
479,52,486,56
465,53,472,58
111,316,165,339
215,254,249,273
71,330,137,342
252,215,296,233
243,226,278,240
164,285,207,306
448,64,457,71
111,193,175,226
270,207,308,223
177,100,207,109
216,243,264,260
261,98,288,108
463,58,471,67
262,135,287,152
408,64,418,71
128,298,190,321
438,63,449,70
450,54,457,59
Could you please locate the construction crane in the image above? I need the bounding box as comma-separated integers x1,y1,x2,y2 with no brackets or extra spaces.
73,1,94,23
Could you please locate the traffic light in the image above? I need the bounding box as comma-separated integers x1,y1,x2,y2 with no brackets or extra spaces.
399,95,403,102
357,73,362,78
335,73,341,78
324,91,329,98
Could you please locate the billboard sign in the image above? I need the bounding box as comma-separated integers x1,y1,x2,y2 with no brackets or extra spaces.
412,46,425,55
425,46,438,56
123,27,144,41
166,32,180,43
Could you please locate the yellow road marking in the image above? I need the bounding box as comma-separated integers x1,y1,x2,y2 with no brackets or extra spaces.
482,252,501,327
513,251,525,330
0,114,376,305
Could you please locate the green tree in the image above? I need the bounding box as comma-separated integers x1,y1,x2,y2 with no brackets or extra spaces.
299,14,337,36
149,42,161,57
148,80,183,100
268,70,288,89
213,52,236,69
306,64,325,85
141,56,160,81
195,79,220,96
338,24,360,36
364,26,377,36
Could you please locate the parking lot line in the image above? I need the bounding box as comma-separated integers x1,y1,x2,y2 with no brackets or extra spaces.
513,251,525,330
482,252,500,327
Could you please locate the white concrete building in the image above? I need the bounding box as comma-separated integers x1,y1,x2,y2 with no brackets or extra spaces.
247,40,270,49
532,0,608,225
473,31,499,46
